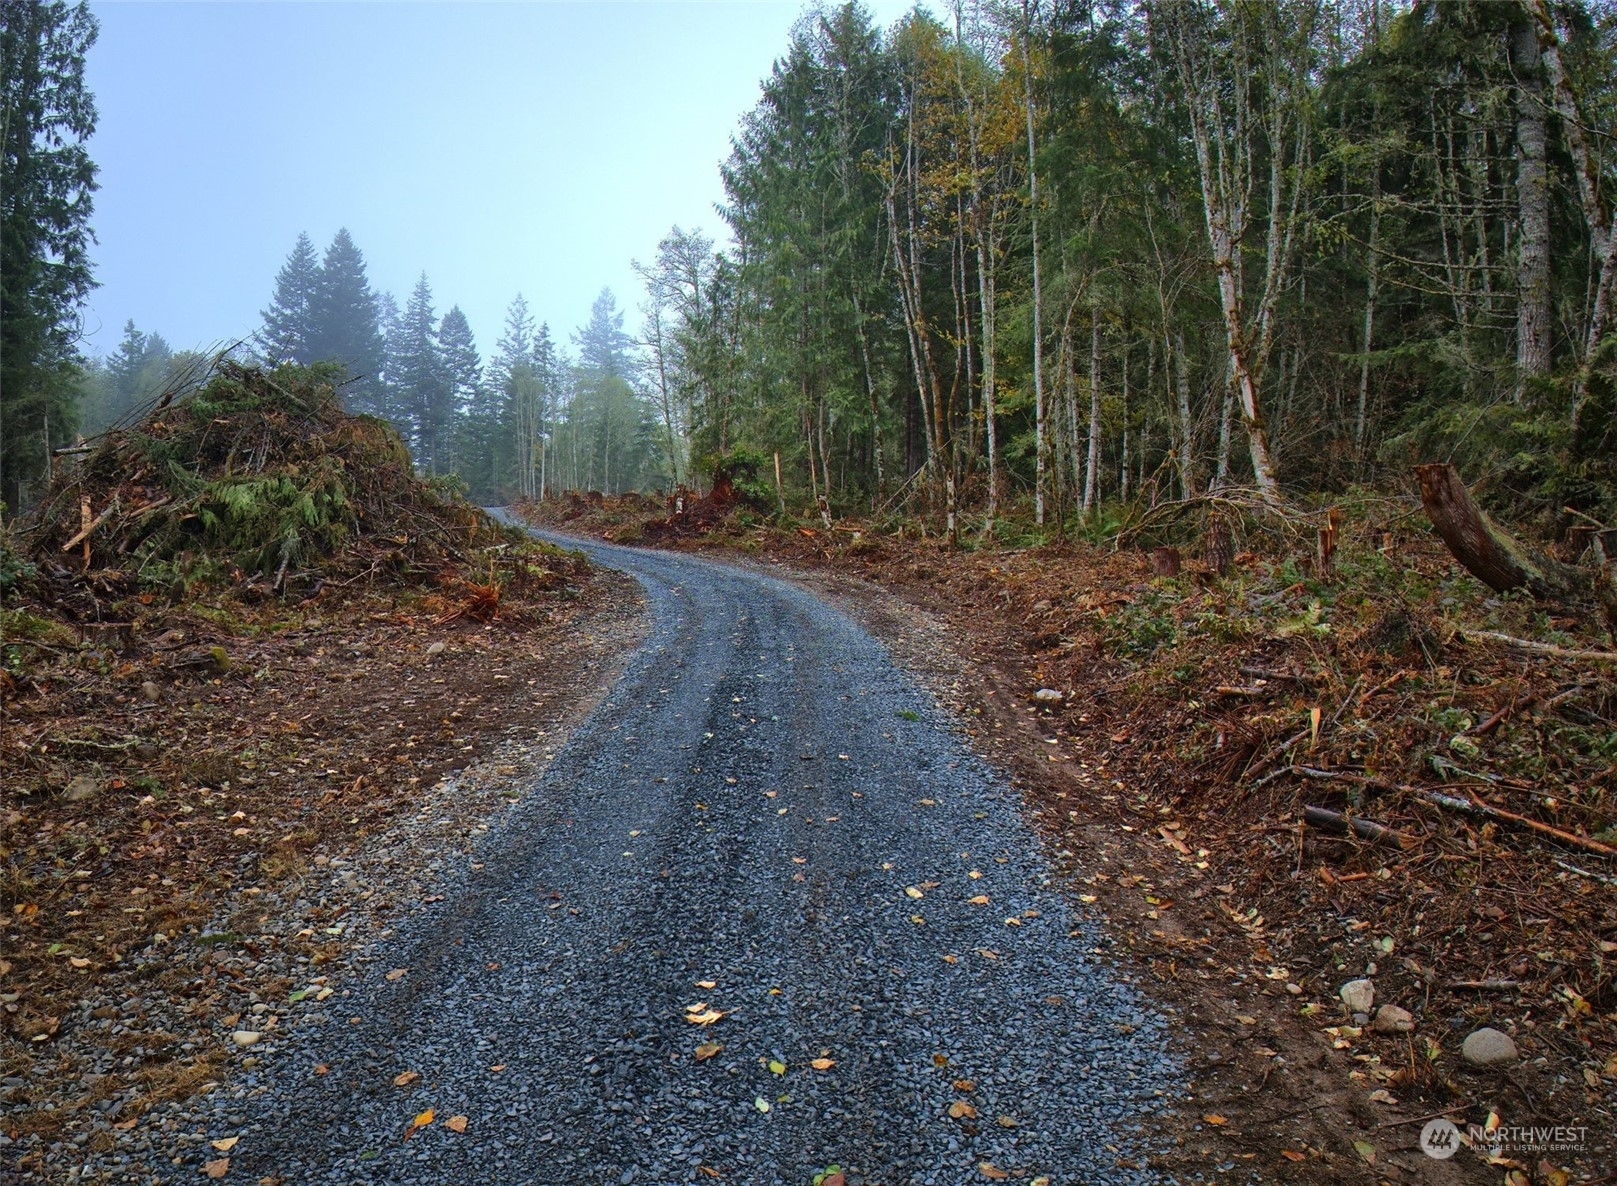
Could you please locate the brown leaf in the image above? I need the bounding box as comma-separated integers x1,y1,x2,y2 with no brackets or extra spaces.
978,1164,1009,1181
952,1078,975,1092
113,1117,138,1131
210,1137,240,1152
385,968,408,981
445,1115,468,1134
968,895,990,906
810,1057,835,1071
313,1064,329,1077
948,1100,978,1119
1281,1150,1306,1162
694,1042,723,1062
488,1064,507,1073
932,1053,949,1067
393,1071,419,1087
202,1157,230,1179
685,1008,725,1026
1204,1114,1228,1126
697,1169,721,1180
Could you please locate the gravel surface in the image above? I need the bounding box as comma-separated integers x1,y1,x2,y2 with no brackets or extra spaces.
184,532,1181,1184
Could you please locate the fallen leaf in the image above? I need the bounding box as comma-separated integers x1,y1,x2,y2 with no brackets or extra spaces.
968,895,990,906
1280,1150,1305,1162
1235,1015,1257,1026
69,957,90,969
698,1168,721,1179
952,1078,975,1091
754,1097,770,1113
202,1157,230,1179
445,1115,468,1134
695,1043,723,1062
968,869,982,879
941,953,958,965
978,1164,1009,1181
393,1071,419,1087
767,1059,787,1075
313,1064,329,1076
409,1109,434,1132
1353,1139,1376,1165
696,980,717,989
686,1008,726,1026
112,1118,138,1131
904,886,924,900
932,1053,949,1067
210,1137,239,1152
948,1100,977,1119
810,1057,835,1071
1004,917,1022,927
997,1115,1018,1128
385,968,408,981
1204,1114,1228,1126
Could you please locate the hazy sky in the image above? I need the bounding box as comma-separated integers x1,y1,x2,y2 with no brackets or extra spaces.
82,1,916,362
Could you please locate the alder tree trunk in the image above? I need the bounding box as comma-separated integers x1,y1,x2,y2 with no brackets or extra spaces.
1511,14,1553,393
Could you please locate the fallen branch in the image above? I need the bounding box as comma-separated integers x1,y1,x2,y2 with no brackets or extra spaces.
1414,463,1588,599
60,498,118,552
1446,980,1521,991
1302,804,1412,848
1461,630,1617,663
1421,790,1617,858
1553,858,1617,887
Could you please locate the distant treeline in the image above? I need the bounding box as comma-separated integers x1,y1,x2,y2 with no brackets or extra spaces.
44,1,1617,530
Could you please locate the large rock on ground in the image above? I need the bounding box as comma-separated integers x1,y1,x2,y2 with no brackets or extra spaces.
1339,978,1375,1014
1461,1027,1518,1067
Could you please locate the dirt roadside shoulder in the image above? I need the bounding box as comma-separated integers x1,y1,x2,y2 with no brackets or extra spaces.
1,566,646,1180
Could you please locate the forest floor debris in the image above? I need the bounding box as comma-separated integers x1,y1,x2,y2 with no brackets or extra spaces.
518,492,1615,1184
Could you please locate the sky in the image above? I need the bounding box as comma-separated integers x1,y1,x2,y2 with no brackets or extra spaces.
82,0,918,362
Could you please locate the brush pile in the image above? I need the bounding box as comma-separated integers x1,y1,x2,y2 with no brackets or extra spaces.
17,361,513,601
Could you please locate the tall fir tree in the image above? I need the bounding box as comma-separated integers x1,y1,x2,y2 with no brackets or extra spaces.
258,232,319,364
308,227,384,411
437,305,481,479
0,0,99,510
394,273,447,473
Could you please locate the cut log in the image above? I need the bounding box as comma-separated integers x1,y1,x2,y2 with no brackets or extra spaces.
1414,463,1588,599
1151,545,1181,577
1302,804,1411,848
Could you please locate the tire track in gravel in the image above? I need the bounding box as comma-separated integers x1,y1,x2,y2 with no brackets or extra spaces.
212,526,1181,1185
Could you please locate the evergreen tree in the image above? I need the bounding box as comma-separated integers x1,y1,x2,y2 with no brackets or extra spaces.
1,0,99,510
394,273,447,473
258,232,319,364
437,305,481,479
372,290,405,423
491,295,539,498
308,227,384,411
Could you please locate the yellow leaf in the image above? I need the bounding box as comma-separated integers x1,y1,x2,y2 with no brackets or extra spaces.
968,869,982,879
997,1115,1018,1128
1204,1114,1228,1126
810,1057,835,1071
968,895,990,906
904,886,924,900
210,1137,239,1152
754,1097,770,1113
202,1157,230,1179
411,1109,435,1130
768,1059,787,1075
393,1071,419,1087
948,1100,977,1119
979,1164,1009,1181
1004,917,1022,927
695,1043,723,1062
686,1008,726,1026
909,914,925,925
445,1115,468,1134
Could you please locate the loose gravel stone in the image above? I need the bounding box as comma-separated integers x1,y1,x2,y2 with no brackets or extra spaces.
1372,1005,1413,1034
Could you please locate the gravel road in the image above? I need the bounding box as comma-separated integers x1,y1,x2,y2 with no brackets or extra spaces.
211,531,1179,1185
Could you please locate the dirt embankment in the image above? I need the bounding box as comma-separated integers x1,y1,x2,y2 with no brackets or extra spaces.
518,494,1616,1186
